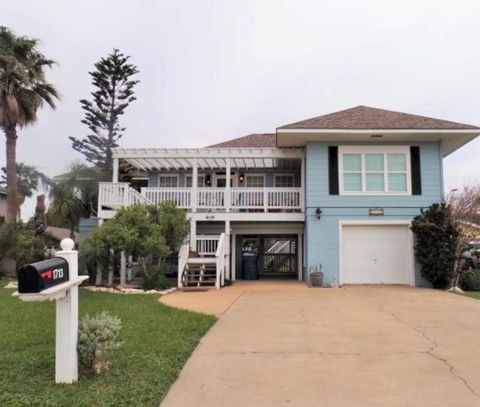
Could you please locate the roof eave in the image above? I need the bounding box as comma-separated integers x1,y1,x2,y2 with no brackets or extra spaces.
275,128,480,157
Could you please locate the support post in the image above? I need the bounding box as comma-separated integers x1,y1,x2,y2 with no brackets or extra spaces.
127,255,133,281
55,239,79,384
300,154,305,212
190,217,197,252
192,158,198,213
297,233,303,281
120,251,127,286
231,234,236,281
225,158,231,212
112,158,119,183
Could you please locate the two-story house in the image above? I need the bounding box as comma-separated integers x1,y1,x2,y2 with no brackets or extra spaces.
97,106,480,288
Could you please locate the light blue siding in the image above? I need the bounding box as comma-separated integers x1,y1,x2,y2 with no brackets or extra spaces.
79,217,99,242
305,141,443,287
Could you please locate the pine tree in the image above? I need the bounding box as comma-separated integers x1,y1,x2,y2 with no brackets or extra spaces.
70,49,139,177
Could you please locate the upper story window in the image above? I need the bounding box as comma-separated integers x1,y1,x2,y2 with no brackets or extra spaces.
339,146,411,195
185,175,205,187
158,175,179,188
246,174,265,188
274,174,294,188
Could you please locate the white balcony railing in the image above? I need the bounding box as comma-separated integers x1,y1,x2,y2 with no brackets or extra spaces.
141,187,191,208
99,183,303,213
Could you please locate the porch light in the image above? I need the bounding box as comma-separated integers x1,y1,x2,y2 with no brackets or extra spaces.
239,173,245,184
205,174,211,186
315,208,322,219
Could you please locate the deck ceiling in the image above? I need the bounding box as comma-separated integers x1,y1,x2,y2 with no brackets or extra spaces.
114,147,303,171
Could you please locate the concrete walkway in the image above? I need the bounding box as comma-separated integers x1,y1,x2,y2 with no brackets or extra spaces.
159,280,306,317
160,284,480,407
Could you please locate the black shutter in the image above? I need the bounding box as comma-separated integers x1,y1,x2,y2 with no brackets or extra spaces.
328,146,339,195
410,146,422,195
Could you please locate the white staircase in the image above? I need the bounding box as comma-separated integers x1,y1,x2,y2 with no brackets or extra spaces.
178,233,229,290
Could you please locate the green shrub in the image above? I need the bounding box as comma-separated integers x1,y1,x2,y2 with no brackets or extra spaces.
460,268,480,291
410,203,459,289
77,311,122,374
141,270,172,291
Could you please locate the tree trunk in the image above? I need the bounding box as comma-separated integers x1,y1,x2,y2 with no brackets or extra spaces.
95,263,103,286
107,250,114,287
5,125,18,222
2,125,18,277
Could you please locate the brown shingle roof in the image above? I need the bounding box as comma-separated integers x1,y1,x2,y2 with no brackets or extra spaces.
278,105,480,130
207,133,276,148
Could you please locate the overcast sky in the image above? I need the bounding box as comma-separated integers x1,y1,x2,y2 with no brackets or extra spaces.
3,0,480,218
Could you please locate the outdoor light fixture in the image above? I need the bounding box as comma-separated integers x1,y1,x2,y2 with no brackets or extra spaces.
239,173,245,183
315,208,322,219
205,174,211,186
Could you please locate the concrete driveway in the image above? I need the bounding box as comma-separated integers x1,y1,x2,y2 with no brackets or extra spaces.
160,284,480,407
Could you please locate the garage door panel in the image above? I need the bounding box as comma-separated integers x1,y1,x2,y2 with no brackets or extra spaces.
341,225,411,285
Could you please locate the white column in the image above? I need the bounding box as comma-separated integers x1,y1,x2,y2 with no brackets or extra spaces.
297,233,303,281
225,220,231,280
190,217,197,252
225,158,231,212
231,234,236,281
120,251,127,286
112,158,119,183
55,240,79,384
300,155,305,212
191,158,198,213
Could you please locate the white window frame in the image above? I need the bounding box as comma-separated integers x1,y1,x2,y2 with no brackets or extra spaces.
245,173,266,188
158,174,179,188
338,146,411,196
274,173,294,188
185,174,205,188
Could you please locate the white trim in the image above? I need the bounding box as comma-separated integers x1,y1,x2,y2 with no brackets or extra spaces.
338,220,415,287
113,147,304,159
158,174,179,188
277,128,479,134
273,173,294,187
338,145,411,196
190,211,305,222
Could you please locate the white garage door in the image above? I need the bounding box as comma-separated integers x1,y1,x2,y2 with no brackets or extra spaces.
341,224,412,285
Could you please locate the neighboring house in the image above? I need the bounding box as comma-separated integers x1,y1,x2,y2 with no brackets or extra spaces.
97,105,480,288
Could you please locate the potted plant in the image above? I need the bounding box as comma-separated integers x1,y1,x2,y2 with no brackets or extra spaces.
309,263,324,287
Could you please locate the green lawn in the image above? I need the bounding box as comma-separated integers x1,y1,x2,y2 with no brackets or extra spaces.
0,281,215,407
463,291,480,300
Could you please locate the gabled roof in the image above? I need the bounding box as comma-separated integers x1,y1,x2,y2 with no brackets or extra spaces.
207,133,276,148
278,105,480,130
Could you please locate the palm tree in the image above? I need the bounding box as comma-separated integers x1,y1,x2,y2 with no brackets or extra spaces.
1,162,51,218
0,27,58,276
0,27,58,222
48,162,100,238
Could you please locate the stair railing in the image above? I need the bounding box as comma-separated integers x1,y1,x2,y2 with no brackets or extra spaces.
215,233,229,289
177,242,190,288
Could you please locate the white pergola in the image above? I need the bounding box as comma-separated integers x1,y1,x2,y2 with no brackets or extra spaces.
112,147,304,178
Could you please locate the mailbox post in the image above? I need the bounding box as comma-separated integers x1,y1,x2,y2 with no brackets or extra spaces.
14,238,88,384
